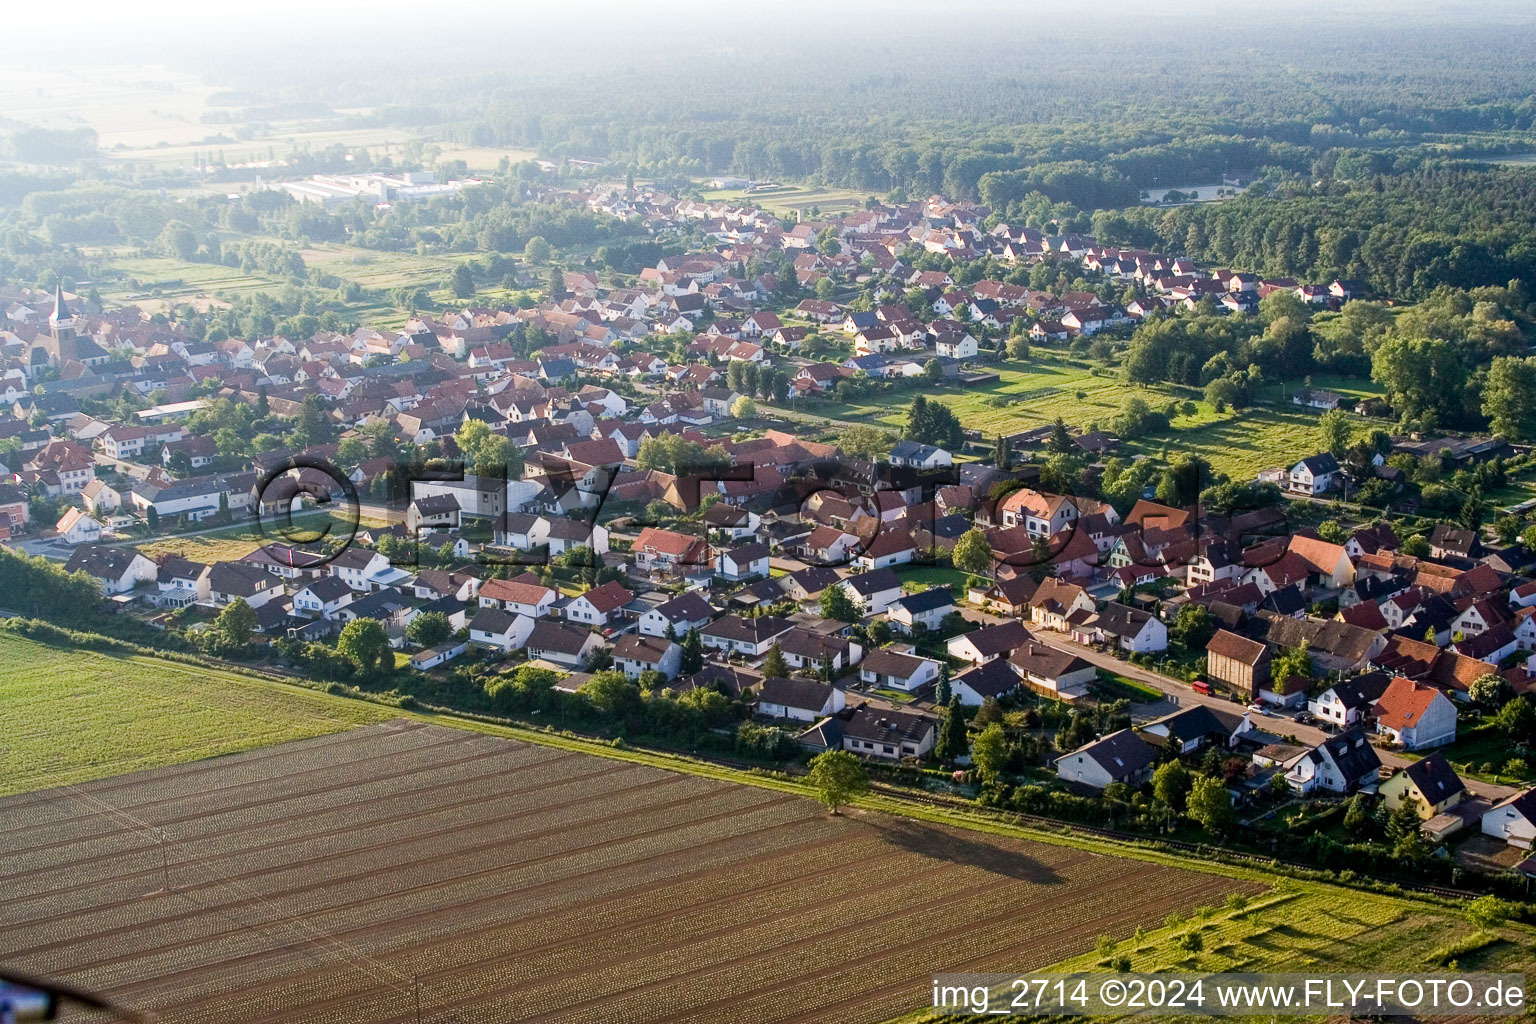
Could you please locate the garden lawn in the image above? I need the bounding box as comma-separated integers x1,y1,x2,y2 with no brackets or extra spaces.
0,632,391,796
895,565,971,591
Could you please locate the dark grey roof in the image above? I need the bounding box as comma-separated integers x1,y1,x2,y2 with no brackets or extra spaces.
470,606,521,634
701,614,793,643
956,620,1030,657
755,676,834,712
64,544,144,580
526,619,590,654
1324,672,1393,710
843,568,900,597
1401,752,1466,802
1068,729,1158,778
300,575,353,601
654,590,717,623
890,587,953,615
841,705,936,745
953,658,1019,699
1147,704,1247,743
1314,731,1382,780
1092,602,1154,639
206,561,274,597
861,647,930,680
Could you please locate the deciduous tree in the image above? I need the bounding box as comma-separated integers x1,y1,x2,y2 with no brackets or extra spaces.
807,750,868,814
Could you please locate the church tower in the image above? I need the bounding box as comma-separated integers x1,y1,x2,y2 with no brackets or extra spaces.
45,284,79,365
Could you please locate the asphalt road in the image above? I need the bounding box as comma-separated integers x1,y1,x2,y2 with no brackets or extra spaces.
958,605,1518,801
1021,627,1519,801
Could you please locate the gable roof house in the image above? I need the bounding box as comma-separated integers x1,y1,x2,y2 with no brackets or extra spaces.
755,676,846,722
638,591,718,638
1007,640,1098,701
1140,705,1254,754
947,620,1032,666
1284,732,1381,795
1381,752,1467,820
839,568,904,615
840,706,937,760
564,580,634,628
886,587,955,634
1028,578,1096,632
64,545,156,596
699,614,794,658
478,576,559,618
858,647,942,693
523,619,604,668
292,575,355,619
1288,454,1340,496
468,607,536,652
1056,729,1158,790
1372,676,1458,750
612,634,683,680
633,527,710,575
1483,788,1536,849
1086,602,1168,653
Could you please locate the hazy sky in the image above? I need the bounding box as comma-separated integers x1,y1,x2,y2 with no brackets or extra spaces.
10,0,1528,48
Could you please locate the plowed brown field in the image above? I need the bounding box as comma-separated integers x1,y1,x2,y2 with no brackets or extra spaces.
0,721,1258,1024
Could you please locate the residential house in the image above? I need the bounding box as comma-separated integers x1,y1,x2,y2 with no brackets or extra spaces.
468,607,535,652
950,659,1021,706
54,507,101,546
1372,676,1458,750
840,706,936,760
888,440,953,469
564,580,633,628
524,619,604,668
1380,753,1467,819
1028,578,1095,632
411,640,469,671
1008,640,1098,701
1288,454,1340,496
1285,732,1382,794
947,620,1031,665
699,614,794,658
1482,789,1536,849
1056,729,1158,790
840,568,904,615
293,576,356,619
638,590,718,638
756,676,845,722
715,541,770,581
1087,602,1168,653
633,527,710,574
886,588,954,634
479,576,558,618
1309,673,1394,729
612,635,682,680
1140,705,1253,754
63,545,156,596
858,647,941,692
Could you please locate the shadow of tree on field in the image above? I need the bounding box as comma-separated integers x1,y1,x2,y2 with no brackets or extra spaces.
864,817,1064,884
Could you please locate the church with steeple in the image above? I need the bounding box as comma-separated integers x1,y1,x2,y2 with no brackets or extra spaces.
29,285,109,373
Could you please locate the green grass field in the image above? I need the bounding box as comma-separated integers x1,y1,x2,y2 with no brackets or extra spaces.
898,886,1536,1022
698,184,871,218
96,242,473,322
0,632,391,796
778,359,1385,481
